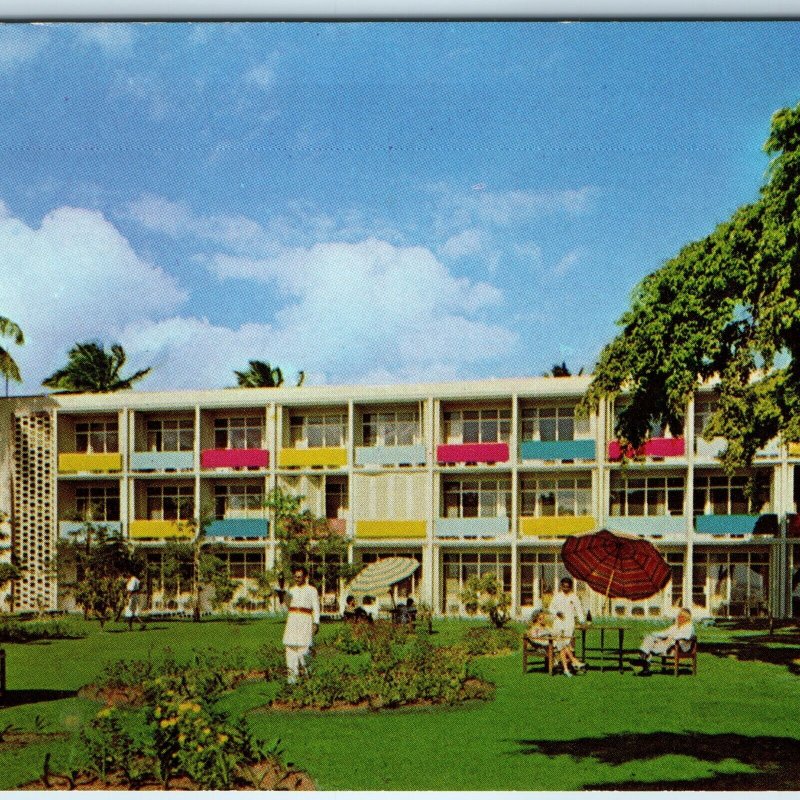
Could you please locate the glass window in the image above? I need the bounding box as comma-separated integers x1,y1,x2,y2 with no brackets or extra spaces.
609,475,685,516
325,477,348,518
147,486,194,520
443,409,511,444
214,484,264,519
521,406,582,442
442,478,510,518
214,417,263,449
75,485,120,521
75,420,118,453
147,419,194,452
520,475,591,517
290,414,346,447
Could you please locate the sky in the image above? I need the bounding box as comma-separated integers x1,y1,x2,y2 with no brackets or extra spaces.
1,22,800,393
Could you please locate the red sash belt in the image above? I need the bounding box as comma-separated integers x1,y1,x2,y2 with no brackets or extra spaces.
289,607,313,614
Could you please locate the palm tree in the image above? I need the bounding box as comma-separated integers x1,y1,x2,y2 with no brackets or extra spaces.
545,362,584,378
0,316,24,397
234,361,305,388
42,342,151,393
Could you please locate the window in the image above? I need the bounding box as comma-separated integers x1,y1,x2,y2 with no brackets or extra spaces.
146,419,194,452
519,552,588,609
225,551,265,580
694,474,770,516
521,406,588,442
610,475,685,516
694,396,718,437
693,548,769,616
76,485,120,521
612,402,669,438
443,409,511,444
214,417,263,449
362,411,419,446
520,475,592,517
214,484,264,519
443,478,510,518
325,477,348,518
147,486,194,521
442,551,511,613
75,420,118,453
290,414,346,447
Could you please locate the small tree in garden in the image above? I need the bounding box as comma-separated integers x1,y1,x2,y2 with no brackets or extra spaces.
460,573,511,629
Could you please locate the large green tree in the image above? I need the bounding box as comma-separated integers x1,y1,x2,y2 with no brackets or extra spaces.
42,342,151,393
0,315,24,393
233,360,305,388
585,102,800,472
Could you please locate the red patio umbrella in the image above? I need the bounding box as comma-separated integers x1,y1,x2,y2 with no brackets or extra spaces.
560,529,671,601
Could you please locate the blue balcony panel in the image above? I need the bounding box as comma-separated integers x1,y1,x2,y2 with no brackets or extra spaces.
520,439,595,461
605,516,688,537
59,520,122,539
434,516,510,538
355,444,427,466
131,451,194,471
206,518,269,539
695,515,761,535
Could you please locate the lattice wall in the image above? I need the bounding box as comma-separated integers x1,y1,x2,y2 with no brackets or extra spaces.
13,411,55,610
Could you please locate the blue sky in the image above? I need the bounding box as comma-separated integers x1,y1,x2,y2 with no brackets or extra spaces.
1,22,799,391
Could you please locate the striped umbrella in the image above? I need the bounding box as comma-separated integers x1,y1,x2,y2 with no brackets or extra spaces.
561,529,671,601
347,557,420,594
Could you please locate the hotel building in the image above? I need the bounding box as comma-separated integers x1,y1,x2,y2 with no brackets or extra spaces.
1,375,798,619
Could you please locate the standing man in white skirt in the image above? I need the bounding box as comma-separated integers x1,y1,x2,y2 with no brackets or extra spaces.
282,566,320,684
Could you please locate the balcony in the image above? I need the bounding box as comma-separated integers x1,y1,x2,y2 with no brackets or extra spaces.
607,438,685,460
697,437,780,460
59,520,122,539
58,452,122,474
355,444,426,467
205,518,269,539
519,440,595,461
129,520,193,540
130,451,194,472
436,442,509,465
200,449,269,470
355,519,426,539
277,447,348,468
434,516,510,539
519,515,596,537
605,515,688,537
695,514,778,536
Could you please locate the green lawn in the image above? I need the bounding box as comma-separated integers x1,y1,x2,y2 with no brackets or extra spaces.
2,615,800,790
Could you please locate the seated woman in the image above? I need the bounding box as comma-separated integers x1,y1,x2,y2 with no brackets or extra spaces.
342,595,359,621
526,610,585,677
552,611,586,677
636,608,695,675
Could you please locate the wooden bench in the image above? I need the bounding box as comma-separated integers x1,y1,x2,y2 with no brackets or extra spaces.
522,636,554,675
661,637,697,676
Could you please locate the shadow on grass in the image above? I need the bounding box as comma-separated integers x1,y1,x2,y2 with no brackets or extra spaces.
516,731,800,789
0,689,77,708
702,634,800,675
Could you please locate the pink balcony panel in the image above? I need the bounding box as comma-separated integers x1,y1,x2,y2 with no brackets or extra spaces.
201,449,270,469
436,442,510,464
608,438,685,460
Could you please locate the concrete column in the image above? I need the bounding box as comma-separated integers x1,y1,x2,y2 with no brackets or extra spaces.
683,395,695,610
510,392,519,617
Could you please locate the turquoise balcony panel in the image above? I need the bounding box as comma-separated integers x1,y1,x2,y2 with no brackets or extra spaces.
355,444,427,466
695,515,760,535
434,516,510,539
59,520,122,539
606,516,688,537
131,451,194,471
520,439,595,461
206,518,269,539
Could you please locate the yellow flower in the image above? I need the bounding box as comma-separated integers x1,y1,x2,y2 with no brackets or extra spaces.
217,734,228,744
178,734,186,744
97,708,112,719
202,727,211,736
196,745,204,752
160,719,170,729
154,706,162,718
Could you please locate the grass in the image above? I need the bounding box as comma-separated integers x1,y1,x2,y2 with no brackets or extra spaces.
2,615,800,790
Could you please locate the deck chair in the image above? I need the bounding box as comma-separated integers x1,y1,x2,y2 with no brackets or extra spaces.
522,636,554,675
661,636,697,676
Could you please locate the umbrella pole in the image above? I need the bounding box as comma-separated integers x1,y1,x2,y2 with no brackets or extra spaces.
604,568,615,617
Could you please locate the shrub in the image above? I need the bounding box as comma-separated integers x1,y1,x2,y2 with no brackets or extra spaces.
461,626,521,656
0,618,82,643
332,619,416,655
80,707,150,788
256,643,286,681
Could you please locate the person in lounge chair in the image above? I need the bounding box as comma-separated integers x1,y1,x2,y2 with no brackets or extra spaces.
636,608,695,676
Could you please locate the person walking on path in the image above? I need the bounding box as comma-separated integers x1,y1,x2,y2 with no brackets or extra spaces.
124,572,142,631
282,566,320,684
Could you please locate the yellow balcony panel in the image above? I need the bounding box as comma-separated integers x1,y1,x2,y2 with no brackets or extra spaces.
520,516,596,537
356,520,426,539
59,452,122,473
278,447,348,468
789,442,800,457
130,520,193,540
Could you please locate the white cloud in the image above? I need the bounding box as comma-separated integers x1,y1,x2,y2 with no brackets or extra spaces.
244,63,275,90
77,24,135,55
440,229,483,259
0,203,185,390
0,27,47,71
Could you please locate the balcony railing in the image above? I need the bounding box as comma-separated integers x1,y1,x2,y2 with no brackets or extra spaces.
200,449,269,469
58,452,122,474
607,438,685,460
59,520,122,538
355,444,426,467
131,452,194,472
605,515,688,536
129,520,193,539
436,442,510,465
277,447,348,468
519,440,595,461
205,518,269,539
519,515,596,537
355,519,426,539
434,516,510,539
694,514,777,536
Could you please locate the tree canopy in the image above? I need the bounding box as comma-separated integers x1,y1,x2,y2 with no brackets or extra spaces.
233,360,305,388
0,315,24,388
584,102,800,471
42,342,151,393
